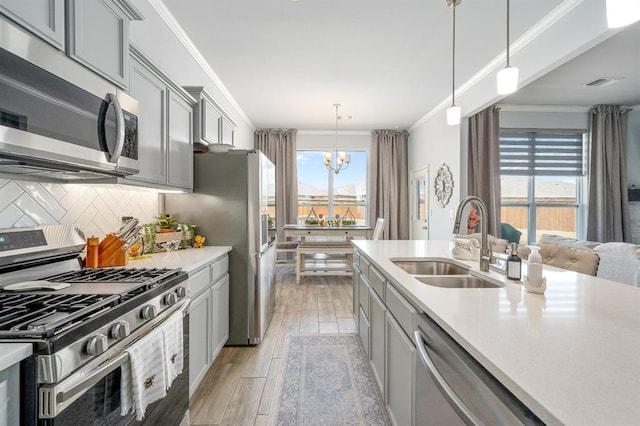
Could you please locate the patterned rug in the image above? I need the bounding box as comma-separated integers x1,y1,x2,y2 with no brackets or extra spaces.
272,334,390,426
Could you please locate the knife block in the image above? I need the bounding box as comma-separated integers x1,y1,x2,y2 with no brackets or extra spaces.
97,234,129,267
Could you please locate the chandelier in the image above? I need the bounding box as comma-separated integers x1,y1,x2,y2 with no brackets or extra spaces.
324,104,351,174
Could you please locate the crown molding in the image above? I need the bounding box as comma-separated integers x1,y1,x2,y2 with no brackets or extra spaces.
149,0,254,129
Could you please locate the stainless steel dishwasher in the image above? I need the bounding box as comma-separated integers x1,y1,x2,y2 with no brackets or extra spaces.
414,313,544,425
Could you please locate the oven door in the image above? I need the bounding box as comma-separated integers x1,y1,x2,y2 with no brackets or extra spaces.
33,301,189,426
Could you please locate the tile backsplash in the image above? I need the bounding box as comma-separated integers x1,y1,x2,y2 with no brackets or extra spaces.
0,179,159,238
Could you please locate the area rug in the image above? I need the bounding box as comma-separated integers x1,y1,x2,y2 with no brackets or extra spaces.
272,334,390,425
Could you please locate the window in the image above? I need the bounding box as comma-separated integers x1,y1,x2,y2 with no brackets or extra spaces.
297,150,367,224
500,130,586,244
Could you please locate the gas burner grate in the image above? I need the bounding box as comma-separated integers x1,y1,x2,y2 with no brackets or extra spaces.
0,293,120,337
45,267,182,285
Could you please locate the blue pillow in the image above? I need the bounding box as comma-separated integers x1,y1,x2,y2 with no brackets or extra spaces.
501,223,522,244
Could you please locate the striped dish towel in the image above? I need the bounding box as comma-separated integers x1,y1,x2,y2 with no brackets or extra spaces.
121,326,167,420
161,309,184,387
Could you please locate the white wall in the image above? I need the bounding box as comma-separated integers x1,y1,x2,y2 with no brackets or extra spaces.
408,109,463,240
297,131,371,151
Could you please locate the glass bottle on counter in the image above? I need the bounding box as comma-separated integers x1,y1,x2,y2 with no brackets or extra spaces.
506,242,521,281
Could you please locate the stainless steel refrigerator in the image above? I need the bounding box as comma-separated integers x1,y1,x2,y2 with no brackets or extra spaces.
165,150,276,345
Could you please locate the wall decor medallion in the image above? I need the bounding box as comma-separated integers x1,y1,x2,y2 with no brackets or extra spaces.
434,163,454,207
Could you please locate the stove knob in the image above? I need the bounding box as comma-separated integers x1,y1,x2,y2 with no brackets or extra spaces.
140,304,157,320
86,334,108,356
163,292,179,306
111,321,130,340
176,286,187,298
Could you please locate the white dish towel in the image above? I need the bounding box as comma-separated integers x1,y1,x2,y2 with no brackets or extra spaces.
162,309,184,388
120,326,167,420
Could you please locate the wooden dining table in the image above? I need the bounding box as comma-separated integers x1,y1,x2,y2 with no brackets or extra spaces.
282,224,371,283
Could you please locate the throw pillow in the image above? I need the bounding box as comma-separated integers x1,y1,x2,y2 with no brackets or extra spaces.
594,242,640,260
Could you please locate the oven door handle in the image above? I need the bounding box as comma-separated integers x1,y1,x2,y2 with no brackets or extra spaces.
39,300,190,418
58,352,129,404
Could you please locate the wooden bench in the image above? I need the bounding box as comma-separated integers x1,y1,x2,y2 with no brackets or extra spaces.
296,241,354,283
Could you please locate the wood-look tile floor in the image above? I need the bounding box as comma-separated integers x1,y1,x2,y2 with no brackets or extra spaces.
189,266,357,426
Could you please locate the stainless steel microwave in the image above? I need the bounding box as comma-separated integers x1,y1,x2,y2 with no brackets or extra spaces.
0,46,139,182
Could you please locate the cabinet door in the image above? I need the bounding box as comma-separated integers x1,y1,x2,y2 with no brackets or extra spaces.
189,289,211,396
369,288,386,396
352,264,360,322
221,118,234,145
0,0,65,49
358,306,369,357
210,274,229,361
167,90,193,190
203,100,221,143
127,56,167,185
66,0,129,88
386,312,416,426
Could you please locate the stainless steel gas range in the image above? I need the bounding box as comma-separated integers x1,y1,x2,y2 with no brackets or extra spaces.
0,224,190,425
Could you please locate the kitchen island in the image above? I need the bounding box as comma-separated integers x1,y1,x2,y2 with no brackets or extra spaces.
353,239,640,426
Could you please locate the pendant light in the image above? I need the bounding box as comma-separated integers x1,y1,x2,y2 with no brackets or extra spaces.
496,0,519,95
323,104,351,174
606,0,640,28
446,0,461,126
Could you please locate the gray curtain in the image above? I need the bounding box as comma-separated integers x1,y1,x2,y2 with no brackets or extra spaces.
587,105,631,242
369,130,409,240
255,129,298,242
467,105,501,237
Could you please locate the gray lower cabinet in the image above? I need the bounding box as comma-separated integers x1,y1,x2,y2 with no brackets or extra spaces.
369,288,386,395
0,0,65,49
188,254,229,396
189,288,211,395
354,252,418,426
386,311,416,426
127,47,195,191
66,0,142,88
352,263,361,322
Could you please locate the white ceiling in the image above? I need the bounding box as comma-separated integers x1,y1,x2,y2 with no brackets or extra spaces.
160,0,637,130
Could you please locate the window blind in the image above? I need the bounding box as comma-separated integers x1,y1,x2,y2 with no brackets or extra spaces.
500,131,585,176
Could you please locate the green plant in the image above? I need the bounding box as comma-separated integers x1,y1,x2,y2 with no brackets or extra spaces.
305,218,319,225
178,222,194,249
155,213,177,229
143,223,157,253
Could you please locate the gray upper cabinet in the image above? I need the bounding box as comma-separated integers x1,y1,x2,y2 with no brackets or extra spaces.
184,86,236,149
168,89,194,190
0,0,65,50
66,0,143,89
128,54,167,185
127,46,195,191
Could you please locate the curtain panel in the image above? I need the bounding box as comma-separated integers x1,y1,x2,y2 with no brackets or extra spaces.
254,129,298,242
467,105,501,237
369,130,409,240
587,105,631,242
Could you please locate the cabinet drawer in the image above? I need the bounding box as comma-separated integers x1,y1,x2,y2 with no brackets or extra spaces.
189,266,211,298
369,266,385,300
359,274,370,319
386,283,417,339
210,255,229,282
359,256,370,278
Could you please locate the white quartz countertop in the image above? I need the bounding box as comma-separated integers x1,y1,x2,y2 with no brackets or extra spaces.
126,246,231,273
0,343,32,371
353,240,640,426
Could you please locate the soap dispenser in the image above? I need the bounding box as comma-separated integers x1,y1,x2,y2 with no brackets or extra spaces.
527,246,543,285
506,242,521,281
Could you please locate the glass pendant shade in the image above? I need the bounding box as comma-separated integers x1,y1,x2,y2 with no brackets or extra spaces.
446,105,461,126
606,0,640,28
497,66,519,95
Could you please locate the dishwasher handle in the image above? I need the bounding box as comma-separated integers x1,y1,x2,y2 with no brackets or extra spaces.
414,329,483,426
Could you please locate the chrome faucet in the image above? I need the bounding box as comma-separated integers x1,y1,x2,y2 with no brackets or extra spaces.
453,196,492,272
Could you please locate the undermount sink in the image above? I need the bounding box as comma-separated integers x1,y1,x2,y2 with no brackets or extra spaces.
392,260,469,275
416,275,503,289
